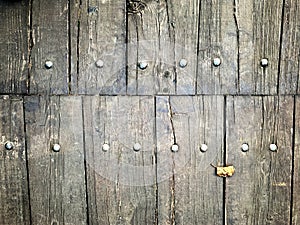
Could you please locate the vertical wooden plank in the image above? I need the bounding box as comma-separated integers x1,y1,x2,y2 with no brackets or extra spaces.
0,1,28,94
0,96,30,224
279,0,300,94
198,0,283,94
156,96,224,224
226,96,293,224
76,0,126,94
83,96,156,224
24,96,87,224
30,0,69,94
294,97,300,225
237,0,284,94
69,0,81,94
197,0,238,94
127,0,199,95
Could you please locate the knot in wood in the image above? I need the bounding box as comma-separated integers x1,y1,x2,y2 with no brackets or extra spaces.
127,0,147,14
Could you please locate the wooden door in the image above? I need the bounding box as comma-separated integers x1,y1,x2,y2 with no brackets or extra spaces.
0,0,299,224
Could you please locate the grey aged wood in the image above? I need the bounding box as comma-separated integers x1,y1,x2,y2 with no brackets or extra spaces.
226,96,293,224
30,0,69,94
197,0,238,94
238,0,284,94
279,0,300,94
294,97,300,225
0,0,298,224
75,0,126,94
83,96,156,224
198,0,284,94
24,96,87,224
127,0,199,95
156,96,224,224
0,96,30,225
69,0,81,94
0,0,28,94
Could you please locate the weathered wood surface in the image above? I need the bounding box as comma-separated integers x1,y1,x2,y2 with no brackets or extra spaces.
75,0,126,94
83,96,156,224
238,0,283,94
0,0,28,94
197,0,238,94
0,0,296,95
0,0,300,224
24,96,87,224
226,96,293,224
279,0,300,94
156,96,224,224
127,0,199,95
294,97,300,225
69,0,80,94
0,96,30,225
197,0,284,94
30,0,69,94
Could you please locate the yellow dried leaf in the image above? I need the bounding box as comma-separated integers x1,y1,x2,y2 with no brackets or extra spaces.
212,165,235,177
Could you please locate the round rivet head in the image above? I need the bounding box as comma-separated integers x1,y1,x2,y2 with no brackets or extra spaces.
213,57,221,67
138,61,148,70
200,144,208,152
179,59,188,68
133,143,141,151
95,59,104,68
45,60,53,69
52,144,61,152
269,144,277,151
171,144,179,152
241,143,249,152
261,58,268,67
102,143,110,152
5,142,14,150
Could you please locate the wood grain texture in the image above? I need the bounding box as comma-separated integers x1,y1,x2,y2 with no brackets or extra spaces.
237,0,284,94
24,96,87,224
83,96,156,224
197,0,238,94
0,96,30,225
156,96,224,224
226,96,293,224
127,0,199,95
293,97,300,225
30,0,69,94
76,0,126,94
279,0,300,94
0,0,28,94
69,0,81,94
198,0,284,94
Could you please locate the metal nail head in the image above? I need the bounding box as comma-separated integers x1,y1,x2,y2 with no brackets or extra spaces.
269,144,277,151
5,142,14,150
179,59,188,68
52,144,61,152
133,143,142,151
213,57,221,67
261,58,268,67
200,144,208,152
102,143,110,152
241,143,249,152
45,60,53,69
171,144,179,152
138,61,148,70
95,59,104,68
